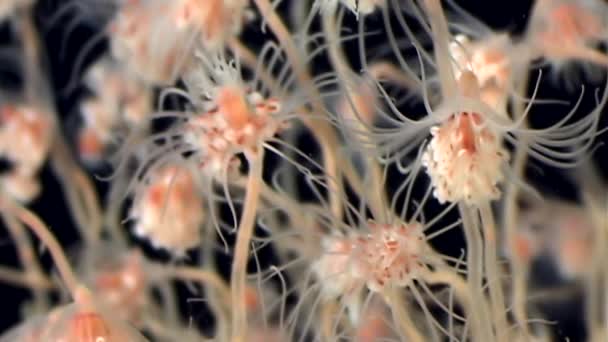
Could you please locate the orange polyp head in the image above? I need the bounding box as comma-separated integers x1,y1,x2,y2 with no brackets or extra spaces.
355,310,391,342
143,166,197,216
535,1,604,54
187,0,245,44
175,1,193,28
423,105,506,205
472,47,510,90
216,86,251,130
68,312,112,342
146,183,167,210
78,127,104,161
0,104,17,122
0,104,53,176
478,48,506,70
244,286,261,312
555,234,591,279
456,115,475,154
513,232,535,263
35,302,148,342
132,164,204,253
313,236,359,298
551,5,580,38
201,1,224,41
480,83,505,110
455,112,482,154
350,221,425,292
550,4,601,41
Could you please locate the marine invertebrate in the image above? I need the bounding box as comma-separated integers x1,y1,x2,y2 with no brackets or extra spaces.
421,110,509,205
129,164,205,254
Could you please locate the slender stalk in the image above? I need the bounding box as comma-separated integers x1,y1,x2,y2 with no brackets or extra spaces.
200,212,231,342
458,203,494,341
384,287,425,342
0,266,54,289
233,175,308,230
587,224,606,342
422,269,485,342
230,153,264,341
320,301,339,341
602,202,608,342
423,0,458,98
479,203,508,342
319,134,342,220
154,280,180,331
321,5,350,79
167,266,231,308
502,141,532,338
501,65,532,338
578,161,608,341
15,5,40,103
1,211,49,311
142,313,209,341
103,172,130,246
1,196,80,297
367,61,422,91
50,136,103,244
166,263,232,338
553,45,608,67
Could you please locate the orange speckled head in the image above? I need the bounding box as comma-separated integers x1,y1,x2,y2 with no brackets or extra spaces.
549,3,602,43
217,86,252,130
68,312,112,342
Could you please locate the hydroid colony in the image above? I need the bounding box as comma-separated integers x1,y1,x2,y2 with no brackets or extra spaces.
0,0,606,341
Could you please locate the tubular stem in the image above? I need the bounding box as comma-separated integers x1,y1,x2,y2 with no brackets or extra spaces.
1,196,80,298
50,136,102,244
230,153,264,341
167,265,231,311
479,202,509,342
502,69,531,338
422,268,484,342
0,266,54,290
459,203,494,341
384,286,425,342
1,211,49,310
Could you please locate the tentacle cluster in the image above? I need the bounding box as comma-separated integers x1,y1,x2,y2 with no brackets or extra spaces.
184,87,286,176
